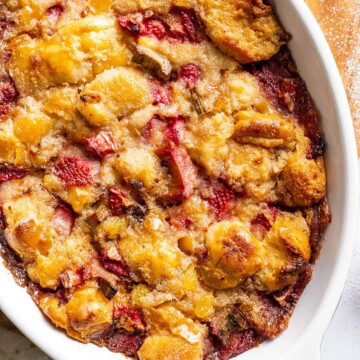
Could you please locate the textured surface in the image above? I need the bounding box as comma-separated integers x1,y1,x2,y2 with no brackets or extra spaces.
306,0,360,155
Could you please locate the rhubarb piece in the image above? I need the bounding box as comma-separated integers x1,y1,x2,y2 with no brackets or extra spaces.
118,7,204,43
108,186,135,217
142,115,184,146
53,156,96,186
98,278,118,300
0,163,27,183
85,131,117,159
51,204,75,236
157,145,197,201
190,88,206,115
200,179,235,220
133,45,172,81
142,115,167,144
100,250,130,279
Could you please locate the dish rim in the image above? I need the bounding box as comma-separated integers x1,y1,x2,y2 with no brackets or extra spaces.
0,1,359,360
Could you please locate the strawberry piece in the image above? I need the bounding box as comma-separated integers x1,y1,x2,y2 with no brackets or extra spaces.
52,204,75,236
53,156,95,186
0,78,19,117
46,4,64,26
109,186,135,217
164,116,185,145
143,18,167,38
85,131,117,159
201,179,235,220
100,250,130,279
151,81,172,106
178,64,202,88
0,163,27,183
157,145,197,201
113,305,146,331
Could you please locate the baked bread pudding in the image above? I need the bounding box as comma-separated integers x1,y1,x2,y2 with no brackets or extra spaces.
0,1,331,359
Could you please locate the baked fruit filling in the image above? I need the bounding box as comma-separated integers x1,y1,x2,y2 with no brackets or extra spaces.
0,1,331,359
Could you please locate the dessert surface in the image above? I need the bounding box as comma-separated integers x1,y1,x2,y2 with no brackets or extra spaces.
0,1,330,359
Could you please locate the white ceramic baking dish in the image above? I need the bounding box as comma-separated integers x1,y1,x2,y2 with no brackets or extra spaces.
0,1,358,359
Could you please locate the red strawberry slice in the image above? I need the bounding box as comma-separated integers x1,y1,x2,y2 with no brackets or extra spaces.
108,186,135,217
178,64,202,88
143,18,167,38
201,179,235,220
151,81,172,106
52,204,75,236
157,145,197,201
0,163,27,183
53,156,97,186
85,131,117,159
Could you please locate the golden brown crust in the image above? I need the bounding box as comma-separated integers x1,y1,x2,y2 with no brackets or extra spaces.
197,0,290,63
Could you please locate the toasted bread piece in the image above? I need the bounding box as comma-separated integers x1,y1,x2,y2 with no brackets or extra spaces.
197,0,289,63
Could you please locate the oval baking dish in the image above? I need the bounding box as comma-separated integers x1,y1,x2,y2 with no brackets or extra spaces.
0,1,358,360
